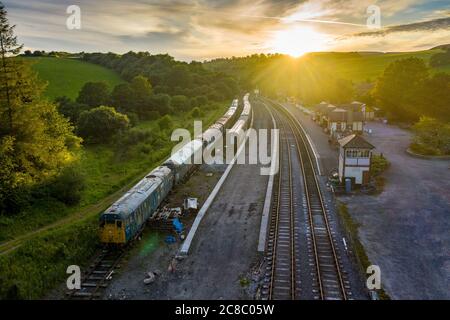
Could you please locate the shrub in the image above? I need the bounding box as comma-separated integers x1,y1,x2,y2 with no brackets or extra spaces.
190,107,203,118
54,96,89,124
371,154,389,177
76,82,111,107
120,128,153,146
412,117,450,155
158,114,173,131
77,106,130,144
171,95,190,111
0,217,99,299
47,165,86,206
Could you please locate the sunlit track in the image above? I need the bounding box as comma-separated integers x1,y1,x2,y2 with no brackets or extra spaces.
66,248,125,300
264,99,349,300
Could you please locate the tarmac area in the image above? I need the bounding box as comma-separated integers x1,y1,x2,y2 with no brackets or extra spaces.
284,103,450,300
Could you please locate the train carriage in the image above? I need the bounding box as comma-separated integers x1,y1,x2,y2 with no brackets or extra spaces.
99,166,173,244
163,139,203,184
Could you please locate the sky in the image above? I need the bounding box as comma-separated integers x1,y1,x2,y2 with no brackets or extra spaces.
3,0,450,61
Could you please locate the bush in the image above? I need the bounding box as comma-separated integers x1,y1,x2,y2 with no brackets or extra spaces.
158,114,173,131
54,96,89,123
125,112,139,127
76,82,111,107
190,107,203,118
0,217,99,299
412,117,450,155
371,154,389,177
77,106,130,144
119,127,153,146
47,165,86,206
171,95,190,111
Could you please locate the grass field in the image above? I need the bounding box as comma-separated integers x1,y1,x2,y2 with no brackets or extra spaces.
306,49,449,83
24,57,124,100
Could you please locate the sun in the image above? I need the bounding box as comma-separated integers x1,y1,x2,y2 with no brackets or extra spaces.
268,27,330,57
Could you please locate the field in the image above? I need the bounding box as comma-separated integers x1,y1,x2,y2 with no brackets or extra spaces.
305,48,449,83
24,57,124,100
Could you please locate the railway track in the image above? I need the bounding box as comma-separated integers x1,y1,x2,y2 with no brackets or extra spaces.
264,110,300,299
66,248,125,300
263,100,350,300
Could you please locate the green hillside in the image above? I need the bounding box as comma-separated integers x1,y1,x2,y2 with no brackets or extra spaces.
24,57,124,100
304,49,449,83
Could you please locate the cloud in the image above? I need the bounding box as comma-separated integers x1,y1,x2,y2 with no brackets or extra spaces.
350,17,450,37
2,0,450,60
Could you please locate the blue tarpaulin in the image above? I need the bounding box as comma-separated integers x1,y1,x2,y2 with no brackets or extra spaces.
172,218,184,233
165,235,176,244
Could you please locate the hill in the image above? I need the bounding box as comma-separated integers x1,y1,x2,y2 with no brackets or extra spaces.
303,48,450,82
23,57,124,100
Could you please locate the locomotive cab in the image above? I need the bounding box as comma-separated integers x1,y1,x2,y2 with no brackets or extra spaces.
99,214,126,244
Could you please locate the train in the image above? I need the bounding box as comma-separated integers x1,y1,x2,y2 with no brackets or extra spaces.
99,96,251,245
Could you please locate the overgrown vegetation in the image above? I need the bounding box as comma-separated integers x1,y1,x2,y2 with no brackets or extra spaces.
371,154,390,191
0,4,81,216
0,216,98,299
410,117,450,156
337,202,390,300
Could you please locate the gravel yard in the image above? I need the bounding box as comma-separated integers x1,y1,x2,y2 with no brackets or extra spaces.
285,103,450,300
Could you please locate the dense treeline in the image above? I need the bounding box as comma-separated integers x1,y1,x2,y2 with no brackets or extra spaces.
429,47,450,68
83,52,238,103
373,57,450,123
205,53,355,105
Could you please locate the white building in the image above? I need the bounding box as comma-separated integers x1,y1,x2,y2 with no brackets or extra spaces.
338,134,375,185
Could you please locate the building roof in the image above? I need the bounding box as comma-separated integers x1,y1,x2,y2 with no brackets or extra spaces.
314,102,336,114
337,103,362,112
328,108,347,121
338,134,375,149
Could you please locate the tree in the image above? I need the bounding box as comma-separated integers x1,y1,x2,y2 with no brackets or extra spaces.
158,114,173,131
77,106,129,144
149,93,172,116
170,95,189,111
0,3,81,214
111,83,134,111
0,2,24,133
55,96,89,123
412,117,450,155
76,81,111,107
130,75,152,101
429,49,450,68
373,58,429,121
419,73,450,122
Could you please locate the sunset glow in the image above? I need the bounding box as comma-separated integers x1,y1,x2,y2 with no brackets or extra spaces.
268,27,331,57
